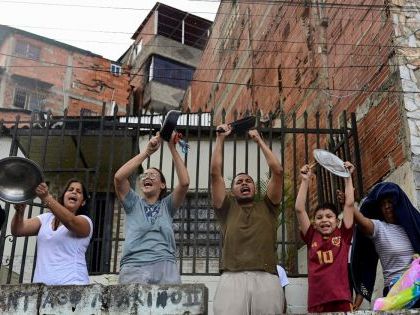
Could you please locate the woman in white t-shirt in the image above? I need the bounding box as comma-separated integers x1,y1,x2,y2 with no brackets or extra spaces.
11,179,93,285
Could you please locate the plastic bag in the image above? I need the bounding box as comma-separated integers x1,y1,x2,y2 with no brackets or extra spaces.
373,257,420,311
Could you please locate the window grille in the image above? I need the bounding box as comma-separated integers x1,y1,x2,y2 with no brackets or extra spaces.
13,86,47,110
14,40,41,60
148,55,194,90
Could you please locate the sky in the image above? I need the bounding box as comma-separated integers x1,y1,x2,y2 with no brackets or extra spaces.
0,0,220,60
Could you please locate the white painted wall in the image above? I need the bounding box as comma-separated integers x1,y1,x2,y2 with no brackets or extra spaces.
139,136,282,190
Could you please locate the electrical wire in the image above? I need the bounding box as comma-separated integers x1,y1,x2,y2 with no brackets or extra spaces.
6,38,406,56
0,52,417,94
1,0,419,13
0,1,416,96
1,3,414,63
192,0,419,12
3,23,414,52
2,5,412,51
2,31,404,61
4,62,404,71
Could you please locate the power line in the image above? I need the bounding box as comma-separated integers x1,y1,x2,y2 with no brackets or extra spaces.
1,0,420,14
0,49,399,71
1,3,412,60
0,50,398,72
1,23,402,60
0,41,398,71
8,25,134,35
191,0,419,12
4,9,411,51
4,62,402,71
2,41,398,59
0,0,153,11
4,23,413,52
8,7,420,29
8,37,402,54
0,52,418,94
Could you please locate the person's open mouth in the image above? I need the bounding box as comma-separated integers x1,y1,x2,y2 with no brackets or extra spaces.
144,181,153,187
240,186,250,194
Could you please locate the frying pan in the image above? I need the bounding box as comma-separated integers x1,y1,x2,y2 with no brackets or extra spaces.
160,110,182,142
0,157,44,203
216,116,256,135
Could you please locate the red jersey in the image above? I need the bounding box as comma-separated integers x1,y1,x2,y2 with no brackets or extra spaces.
302,224,353,309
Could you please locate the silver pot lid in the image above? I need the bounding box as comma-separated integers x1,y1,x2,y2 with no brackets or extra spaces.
0,157,44,203
313,149,350,178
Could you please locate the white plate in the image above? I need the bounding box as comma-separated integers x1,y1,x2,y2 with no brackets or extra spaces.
313,149,350,178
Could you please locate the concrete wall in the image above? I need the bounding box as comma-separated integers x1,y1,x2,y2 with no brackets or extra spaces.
1,280,420,314
89,272,390,314
144,80,186,111
0,283,207,314
391,0,420,204
91,273,309,314
131,36,204,72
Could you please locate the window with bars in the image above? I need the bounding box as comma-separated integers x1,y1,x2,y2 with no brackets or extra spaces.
14,40,41,60
147,55,195,90
13,87,47,110
174,195,221,259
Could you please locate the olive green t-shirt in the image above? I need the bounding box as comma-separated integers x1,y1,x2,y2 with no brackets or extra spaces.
215,195,280,274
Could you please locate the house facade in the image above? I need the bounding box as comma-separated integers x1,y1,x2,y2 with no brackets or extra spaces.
119,2,212,114
0,25,130,118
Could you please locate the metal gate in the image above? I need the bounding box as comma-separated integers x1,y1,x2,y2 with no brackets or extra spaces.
0,107,362,283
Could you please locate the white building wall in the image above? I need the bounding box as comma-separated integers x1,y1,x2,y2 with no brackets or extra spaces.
140,136,282,190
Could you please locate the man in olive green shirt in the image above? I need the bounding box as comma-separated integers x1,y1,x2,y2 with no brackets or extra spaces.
210,124,284,315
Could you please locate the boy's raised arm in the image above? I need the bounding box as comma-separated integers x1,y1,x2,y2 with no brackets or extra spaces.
342,161,356,229
295,164,312,235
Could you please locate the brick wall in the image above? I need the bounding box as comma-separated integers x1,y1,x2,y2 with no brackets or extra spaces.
183,1,409,192
0,28,130,117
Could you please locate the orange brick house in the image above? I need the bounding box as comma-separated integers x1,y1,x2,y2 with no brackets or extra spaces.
0,25,130,119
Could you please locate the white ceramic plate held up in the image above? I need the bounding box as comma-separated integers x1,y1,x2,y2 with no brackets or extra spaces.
313,149,350,178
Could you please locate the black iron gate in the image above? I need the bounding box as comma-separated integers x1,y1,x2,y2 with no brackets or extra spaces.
0,107,362,283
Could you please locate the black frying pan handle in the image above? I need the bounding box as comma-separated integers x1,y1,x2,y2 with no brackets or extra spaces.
216,123,233,133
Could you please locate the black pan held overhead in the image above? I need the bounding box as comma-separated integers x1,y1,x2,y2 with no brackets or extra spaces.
216,116,257,135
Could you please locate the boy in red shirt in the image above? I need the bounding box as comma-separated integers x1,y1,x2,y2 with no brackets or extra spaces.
295,162,355,312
